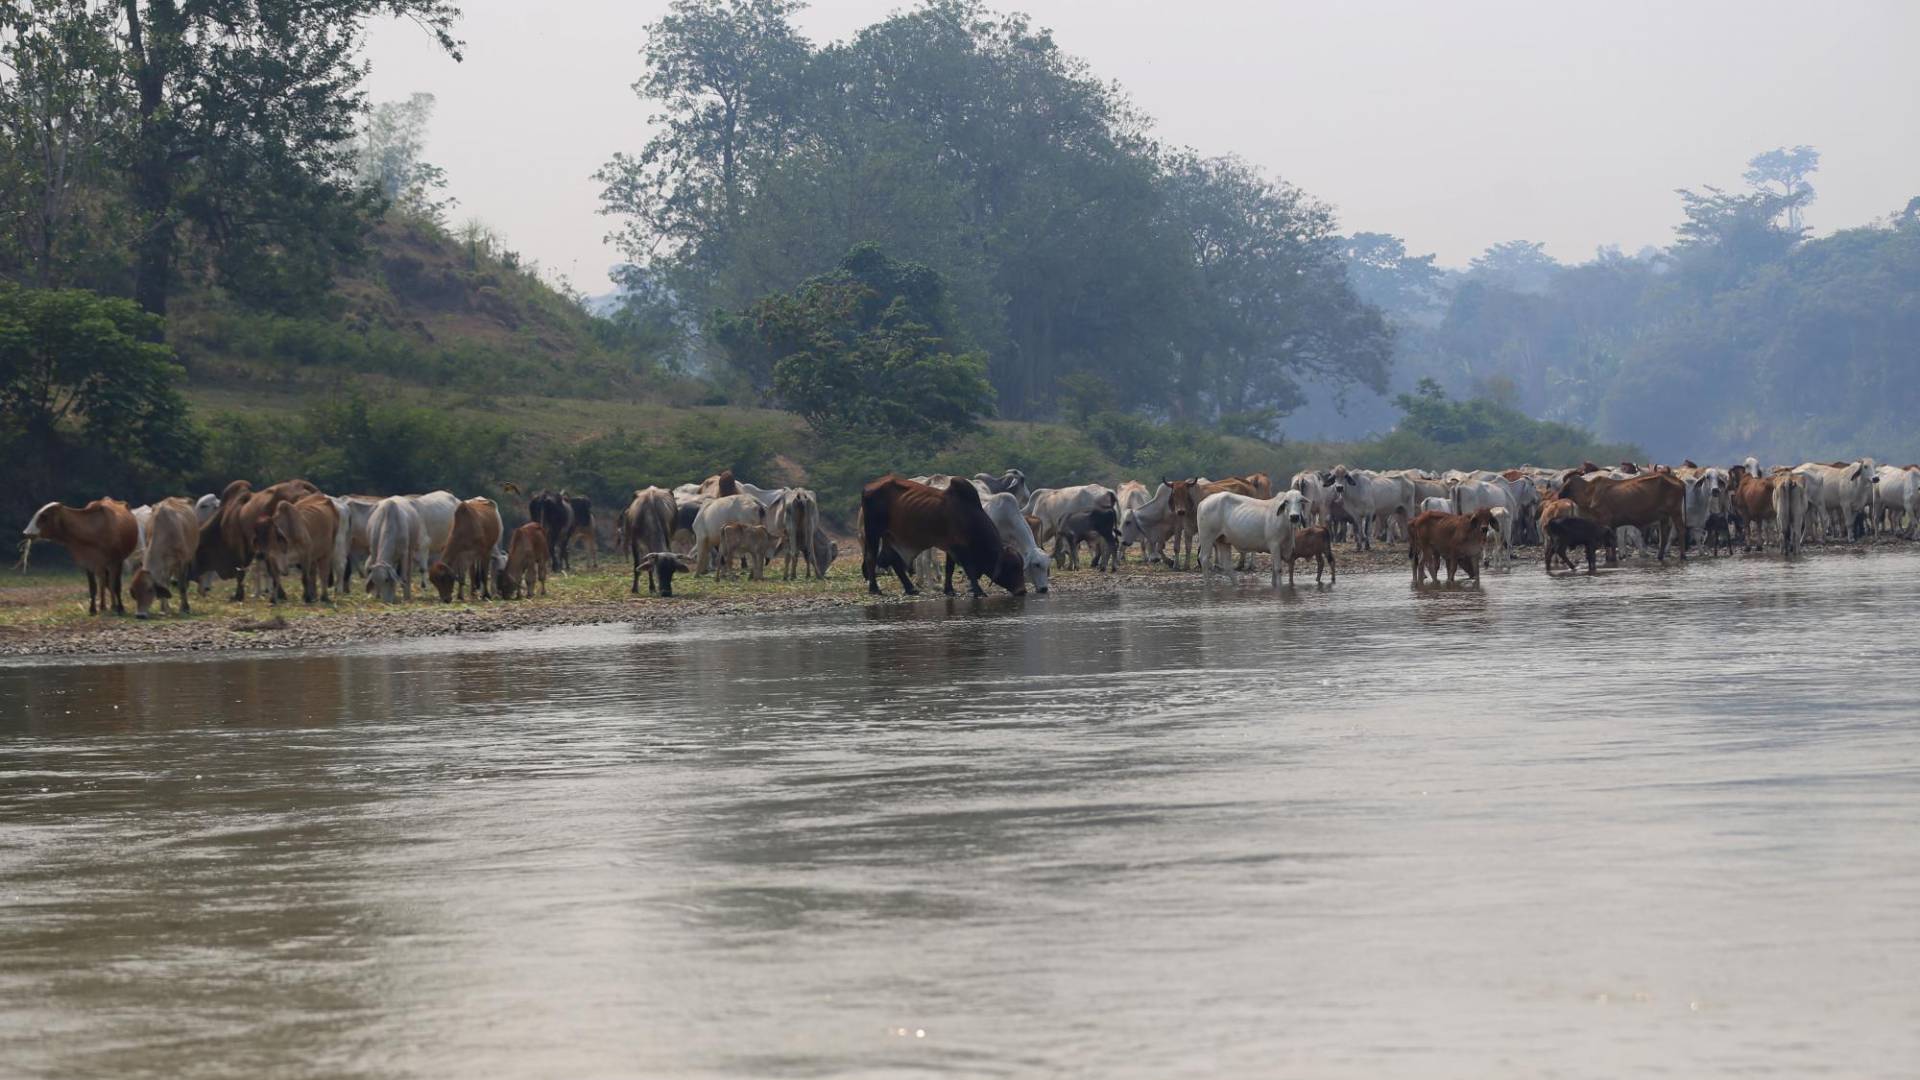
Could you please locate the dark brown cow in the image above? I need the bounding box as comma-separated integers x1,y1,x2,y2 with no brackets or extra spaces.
1166,477,1257,568
1284,524,1337,583
1546,516,1615,575
861,475,1026,597
1409,508,1498,585
22,498,140,615
1554,472,1686,560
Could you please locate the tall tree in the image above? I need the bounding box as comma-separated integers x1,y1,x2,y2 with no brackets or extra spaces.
112,0,463,315
357,93,456,226
1742,145,1819,230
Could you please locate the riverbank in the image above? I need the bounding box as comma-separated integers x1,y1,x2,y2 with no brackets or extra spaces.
0,539,1882,660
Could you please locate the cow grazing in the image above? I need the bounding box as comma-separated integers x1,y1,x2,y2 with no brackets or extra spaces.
428,497,504,602
1053,506,1120,572
621,487,678,593
128,498,199,618
715,523,777,580
1554,471,1686,561
498,522,551,599
861,475,1026,597
981,491,1051,592
363,496,423,603
22,499,139,616
1285,524,1337,583
1195,490,1310,586
1545,516,1615,575
210,478,320,601
264,495,341,604
633,552,694,597
1409,508,1498,585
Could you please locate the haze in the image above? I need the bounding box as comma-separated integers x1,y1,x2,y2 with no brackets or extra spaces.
365,0,1920,293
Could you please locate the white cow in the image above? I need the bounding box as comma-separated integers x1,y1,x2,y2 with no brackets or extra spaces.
1451,479,1517,560
1114,480,1150,560
1870,465,1917,537
691,494,769,574
1290,471,1331,527
364,496,423,603
1326,466,1415,549
1025,484,1116,547
982,492,1051,592
1118,483,1178,564
405,490,462,580
767,488,822,580
1681,468,1731,550
1772,473,1811,558
1195,490,1310,587
121,504,156,578
1794,460,1874,541
1419,496,1452,514
736,480,788,507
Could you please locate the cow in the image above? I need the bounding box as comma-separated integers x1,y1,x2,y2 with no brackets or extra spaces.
1546,516,1615,575
1553,472,1686,561
1793,460,1874,541
1324,466,1415,550
690,494,769,575
1409,508,1499,585
671,494,709,554
499,522,550,599
1195,489,1310,587
1284,524,1336,584
974,469,1032,505
363,496,423,603
566,495,596,567
1053,506,1120,571
207,479,320,601
22,498,139,615
1113,481,1151,561
1538,497,1591,572
1026,484,1119,550
1773,472,1810,559
403,491,461,582
861,475,1026,597
1681,468,1732,555
716,523,778,581
127,498,199,618
633,552,693,597
1728,467,1777,551
1118,483,1178,564
768,487,823,580
428,497,504,602
1290,471,1331,529
1870,465,1918,537
122,503,155,579
621,487,679,594
1236,473,1275,499
1164,478,1255,568
1420,496,1453,514
518,488,576,571
981,491,1051,592
265,495,341,605
332,494,383,590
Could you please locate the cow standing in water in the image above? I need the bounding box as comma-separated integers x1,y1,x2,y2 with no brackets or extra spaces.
861,475,1026,597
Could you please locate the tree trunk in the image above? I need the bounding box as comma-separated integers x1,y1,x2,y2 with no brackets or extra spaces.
124,0,176,318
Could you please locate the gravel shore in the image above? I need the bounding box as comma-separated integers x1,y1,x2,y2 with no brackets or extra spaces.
0,539,1872,661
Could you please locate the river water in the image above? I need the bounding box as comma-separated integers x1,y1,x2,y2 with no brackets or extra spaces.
2,552,1916,1078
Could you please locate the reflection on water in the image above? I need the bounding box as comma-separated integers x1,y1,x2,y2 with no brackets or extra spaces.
3,553,1918,1078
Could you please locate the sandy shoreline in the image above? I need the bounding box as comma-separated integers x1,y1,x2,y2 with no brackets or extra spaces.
0,540,1881,661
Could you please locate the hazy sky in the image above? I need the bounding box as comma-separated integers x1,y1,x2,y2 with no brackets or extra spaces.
364,0,1920,293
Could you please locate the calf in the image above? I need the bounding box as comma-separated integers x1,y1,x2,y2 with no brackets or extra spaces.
499,522,550,598
716,522,778,581
1284,525,1337,583
128,497,199,618
1053,507,1120,571
1409,508,1498,585
634,552,693,597
22,499,139,615
1538,498,1586,572
1546,516,1614,575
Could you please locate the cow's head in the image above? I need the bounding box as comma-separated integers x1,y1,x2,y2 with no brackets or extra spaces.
364,563,401,603
130,568,168,619
992,545,1028,596
1166,479,1195,519
1276,491,1308,528
428,560,458,603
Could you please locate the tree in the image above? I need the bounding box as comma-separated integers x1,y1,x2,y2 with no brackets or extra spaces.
1743,145,1819,230
108,0,464,315
1341,232,1443,320
1468,240,1561,294
735,245,994,449
0,284,199,513
357,93,456,226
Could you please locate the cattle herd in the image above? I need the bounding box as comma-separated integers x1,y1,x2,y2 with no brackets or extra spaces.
15,454,1911,618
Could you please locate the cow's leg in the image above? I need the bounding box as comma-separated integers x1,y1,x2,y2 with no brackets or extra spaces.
108,565,125,615
85,570,99,615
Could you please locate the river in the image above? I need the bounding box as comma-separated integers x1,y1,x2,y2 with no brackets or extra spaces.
3,552,1916,1078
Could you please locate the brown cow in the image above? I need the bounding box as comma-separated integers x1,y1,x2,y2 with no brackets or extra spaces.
429,497,504,602
1727,465,1777,551
1409,508,1498,585
861,475,1026,597
1284,525,1337,583
129,497,200,618
1237,473,1275,499
499,522,549,599
1166,477,1257,568
264,494,341,604
1554,471,1686,560
1537,497,1587,572
203,478,321,601
23,498,140,615
716,522,777,581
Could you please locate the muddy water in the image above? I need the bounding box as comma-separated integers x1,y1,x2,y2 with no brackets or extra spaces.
2,553,1917,1078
